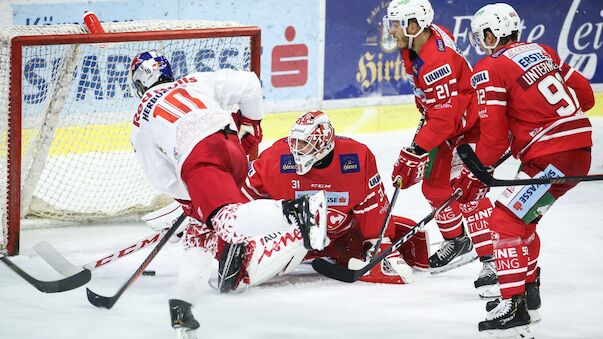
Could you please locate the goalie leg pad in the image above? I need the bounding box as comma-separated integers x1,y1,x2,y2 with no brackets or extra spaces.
392,215,429,270
236,230,307,290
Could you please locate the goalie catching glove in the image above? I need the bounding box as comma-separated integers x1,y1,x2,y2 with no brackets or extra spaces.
348,238,414,284
232,112,263,154
142,201,191,243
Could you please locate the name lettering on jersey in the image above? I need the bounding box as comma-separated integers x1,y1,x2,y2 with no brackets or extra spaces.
423,64,452,85
518,60,558,89
280,154,296,173
368,173,381,189
339,154,360,173
511,50,549,71
470,70,490,88
295,191,350,206
310,183,332,189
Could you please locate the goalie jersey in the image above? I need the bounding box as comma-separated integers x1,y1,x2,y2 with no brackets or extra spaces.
130,69,262,200
241,137,395,241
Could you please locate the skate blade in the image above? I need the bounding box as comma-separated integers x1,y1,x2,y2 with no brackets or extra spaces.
480,324,533,339
528,309,541,324
429,251,478,274
477,283,501,299
308,191,328,251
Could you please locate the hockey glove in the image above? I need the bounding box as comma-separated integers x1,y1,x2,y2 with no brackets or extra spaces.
142,201,190,243
454,165,492,203
391,147,429,189
232,112,263,154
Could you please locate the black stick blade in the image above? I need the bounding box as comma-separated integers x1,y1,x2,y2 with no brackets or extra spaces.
1,256,91,293
456,144,494,185
86,288,116,309
312,258,359,283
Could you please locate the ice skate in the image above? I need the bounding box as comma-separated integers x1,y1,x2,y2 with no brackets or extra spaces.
282,190,328,251
170,299,200,339
479,294,532,338
486,268,541,323
475,255,500,298
429,231,478,274
217,242,246,293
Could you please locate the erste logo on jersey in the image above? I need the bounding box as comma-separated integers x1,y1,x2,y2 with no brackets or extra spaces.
280,154,296,173
295,191,350,206
470,70,490,88
339,154,360,173
511,51,549,71
423,64,452,85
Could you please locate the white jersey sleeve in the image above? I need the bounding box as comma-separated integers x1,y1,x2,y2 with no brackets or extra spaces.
191,69,263,120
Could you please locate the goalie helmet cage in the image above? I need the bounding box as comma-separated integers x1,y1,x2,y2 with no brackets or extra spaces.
0,21,261,255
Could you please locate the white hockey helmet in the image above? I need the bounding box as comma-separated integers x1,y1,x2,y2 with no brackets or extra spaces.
384,0,434,45
129,50,174,98
470,3,522,51
288,111,335,175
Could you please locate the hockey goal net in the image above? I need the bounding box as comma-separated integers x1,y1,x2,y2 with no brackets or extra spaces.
0,20,261,255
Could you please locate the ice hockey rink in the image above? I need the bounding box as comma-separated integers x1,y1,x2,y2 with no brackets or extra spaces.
1,118,602,339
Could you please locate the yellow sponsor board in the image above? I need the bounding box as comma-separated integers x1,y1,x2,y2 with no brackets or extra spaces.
4,92,602,156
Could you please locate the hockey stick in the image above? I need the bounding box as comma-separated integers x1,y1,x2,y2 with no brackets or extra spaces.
457,144,603,186
34,230,166,278
0,255,91,293
369,117,424,257
86,213,186,309
312,189,462,283
369,185,400,258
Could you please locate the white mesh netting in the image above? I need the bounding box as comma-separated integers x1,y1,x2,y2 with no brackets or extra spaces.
0,20,255,252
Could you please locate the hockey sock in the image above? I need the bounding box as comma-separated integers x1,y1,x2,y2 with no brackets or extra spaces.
434,200,464,240
525,230,541,284
493,237,528,299
460,199,494,257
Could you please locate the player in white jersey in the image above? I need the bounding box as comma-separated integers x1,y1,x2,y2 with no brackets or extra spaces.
129,51,328,338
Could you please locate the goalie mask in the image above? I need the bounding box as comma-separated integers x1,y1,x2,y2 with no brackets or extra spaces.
384,0,434,49
129,50,174,98
470,3,522,53
288,111,335,175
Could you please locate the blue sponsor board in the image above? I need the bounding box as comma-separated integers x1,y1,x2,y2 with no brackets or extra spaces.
12,0,320,107
324,0,603,100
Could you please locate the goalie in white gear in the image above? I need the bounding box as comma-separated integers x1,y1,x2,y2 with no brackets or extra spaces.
129,50,329,338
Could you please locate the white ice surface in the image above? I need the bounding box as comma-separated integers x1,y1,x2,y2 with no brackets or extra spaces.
1,118,602,339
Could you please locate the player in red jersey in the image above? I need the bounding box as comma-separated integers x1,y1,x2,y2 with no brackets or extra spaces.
234,111,430,287
385,0,498,296
454,3,594,336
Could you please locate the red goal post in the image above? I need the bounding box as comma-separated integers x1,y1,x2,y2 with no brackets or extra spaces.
1,21,261,255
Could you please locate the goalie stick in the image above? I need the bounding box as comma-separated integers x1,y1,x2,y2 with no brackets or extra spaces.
86,213,186,309
457,144,603,186
0,255,91,293
34,230,166,278
312,189,462,283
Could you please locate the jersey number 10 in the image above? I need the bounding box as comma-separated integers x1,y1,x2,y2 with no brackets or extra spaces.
154,88,207,123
